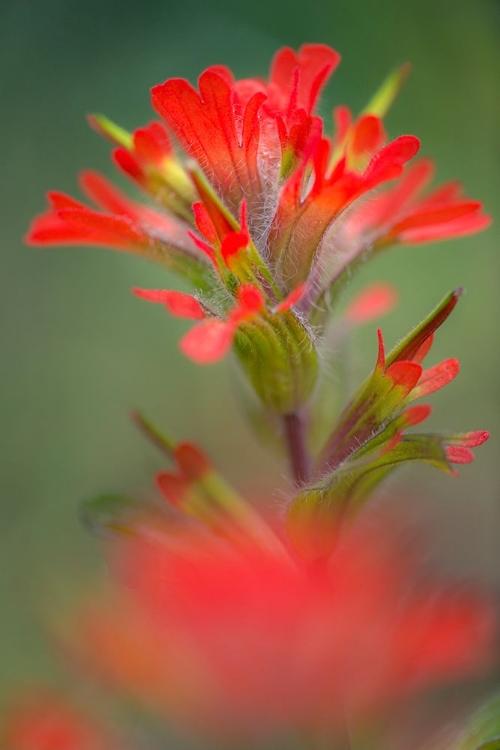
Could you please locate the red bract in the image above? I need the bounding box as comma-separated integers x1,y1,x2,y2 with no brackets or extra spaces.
342,158,491,251
69,520,495,740
151,45,340,211
25,171,210,284
133,282,304,364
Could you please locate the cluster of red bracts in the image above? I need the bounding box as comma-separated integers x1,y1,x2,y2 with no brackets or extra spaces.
27,45,489,367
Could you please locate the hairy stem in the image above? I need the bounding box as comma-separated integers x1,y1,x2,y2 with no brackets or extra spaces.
283,411,312,486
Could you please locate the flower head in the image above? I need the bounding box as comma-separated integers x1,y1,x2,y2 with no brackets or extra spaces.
25,45,489,397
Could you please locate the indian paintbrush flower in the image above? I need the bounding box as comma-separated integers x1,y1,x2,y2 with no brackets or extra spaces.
15,42,496,750
26,44,489,422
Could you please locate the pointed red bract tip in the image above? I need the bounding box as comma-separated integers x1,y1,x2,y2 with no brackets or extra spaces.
376,328,386,370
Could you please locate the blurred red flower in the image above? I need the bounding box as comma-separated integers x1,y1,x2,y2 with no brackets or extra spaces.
68,520,495,741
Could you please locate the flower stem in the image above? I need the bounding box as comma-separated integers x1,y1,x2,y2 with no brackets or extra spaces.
283,411,311,486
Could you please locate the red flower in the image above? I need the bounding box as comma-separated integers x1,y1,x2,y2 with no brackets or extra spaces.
27,44,490,336
68,519,495,740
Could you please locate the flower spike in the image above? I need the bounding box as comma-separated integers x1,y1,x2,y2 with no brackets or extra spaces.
27,44,491,549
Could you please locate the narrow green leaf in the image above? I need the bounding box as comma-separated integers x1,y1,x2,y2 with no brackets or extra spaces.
362,62,412,118
88,113,133,149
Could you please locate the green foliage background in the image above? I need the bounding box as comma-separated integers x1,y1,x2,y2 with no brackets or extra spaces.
1,0,499,700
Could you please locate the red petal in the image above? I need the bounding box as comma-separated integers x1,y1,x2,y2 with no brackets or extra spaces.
58,208,146,248
333,105,352,146
350,115,385,157
410,333,434,365
445,446,475,465
133,121,172,165
364,135,420,187
345,282,398,324
236,284,265,314
133,288,206,320
413,358,460,398
221,231,249,265
186,231,217,264
79,170,140,218
401,404,432,426
241,92,266,183
47,191,86,210
270,44,341,114
393,201,482,234
193,202,218,244
451,431,490,447
366,158,435,227
399,212,491,243
113,148,145,183
385,361,423,395
180,320,235,363
25,212,92,246
153,70,255,204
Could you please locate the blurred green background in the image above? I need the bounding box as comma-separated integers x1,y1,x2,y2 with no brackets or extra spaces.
1,0,499,703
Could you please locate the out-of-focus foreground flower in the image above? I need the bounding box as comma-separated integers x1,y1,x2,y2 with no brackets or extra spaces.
63,517,495,744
